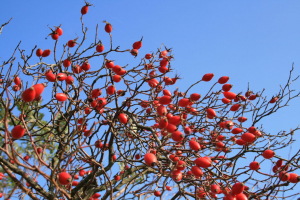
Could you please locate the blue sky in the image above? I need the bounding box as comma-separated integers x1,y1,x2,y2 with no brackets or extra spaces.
1,1,300,199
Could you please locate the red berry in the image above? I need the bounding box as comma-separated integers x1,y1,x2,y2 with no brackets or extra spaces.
81,61,90,71
276,159,283,167
145,53,152,59
156,105,167,116
55,93,68,102
159,118,168,129
238,116,247,122
91,89,102,98
72,181,79,186
59,172,72,185
218,76,229,84
191,166,203,177
12,85,20,92
37,147,42,154
11,125,25,139
97,97,107,108
14,76,21,85
248,126,257,133
63,59,71,68
189,140,201,151
169,116,181,125
202,73,214,81
24,155,30,161
270,96,278,103
79,169,86,176
22,87,36,102
84,107,92,115
231,182,244,195
105,60,114,68
178,98,190,107
95,140,103,148
73,65,82,74
235,193,248,200
171,131,184,142
51,33,59,40
117,90,125,96
133,40,142,49
248,94,257,100
57,73,67,81
222,98,231,104
249,161,260,170
112,65,122,74
224,120,234,130
159,50,168,58
241,132,256,143
117,68,126,76
130,49,138,57
114,175,120,181
236,139,246,146
81,5,89,15
194,157,212,168
118,113,128,124
190,93,201,101
96,44,104,52
223,91,237,100
105,23,112,33
33,83,46,98
135,154,141,160
144,153,157,166
176,160,186,171
262,149,275,159
210,184,221,194
279,171,290,181
42,49,51,57
166,123,177,134
67,40,76,48
222,84,232,92
184,126,191,134
66,76,74,84
172,170,182,181
207,108,216,117
36,48,43,57
56,27,63,36
106,85,115,95
289,173,300,183
113,75,121,83
160,59,168,68
154,191,160,197
93,193,101,198
45,71,56,82
159,96,172,105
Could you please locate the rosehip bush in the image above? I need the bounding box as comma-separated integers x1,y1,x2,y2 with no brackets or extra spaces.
0,3,300,200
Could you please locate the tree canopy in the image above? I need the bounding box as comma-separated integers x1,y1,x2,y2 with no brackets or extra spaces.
0,2,300,200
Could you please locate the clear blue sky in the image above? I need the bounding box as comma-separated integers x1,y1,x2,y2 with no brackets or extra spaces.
1,1,299,126
1,1,300,199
